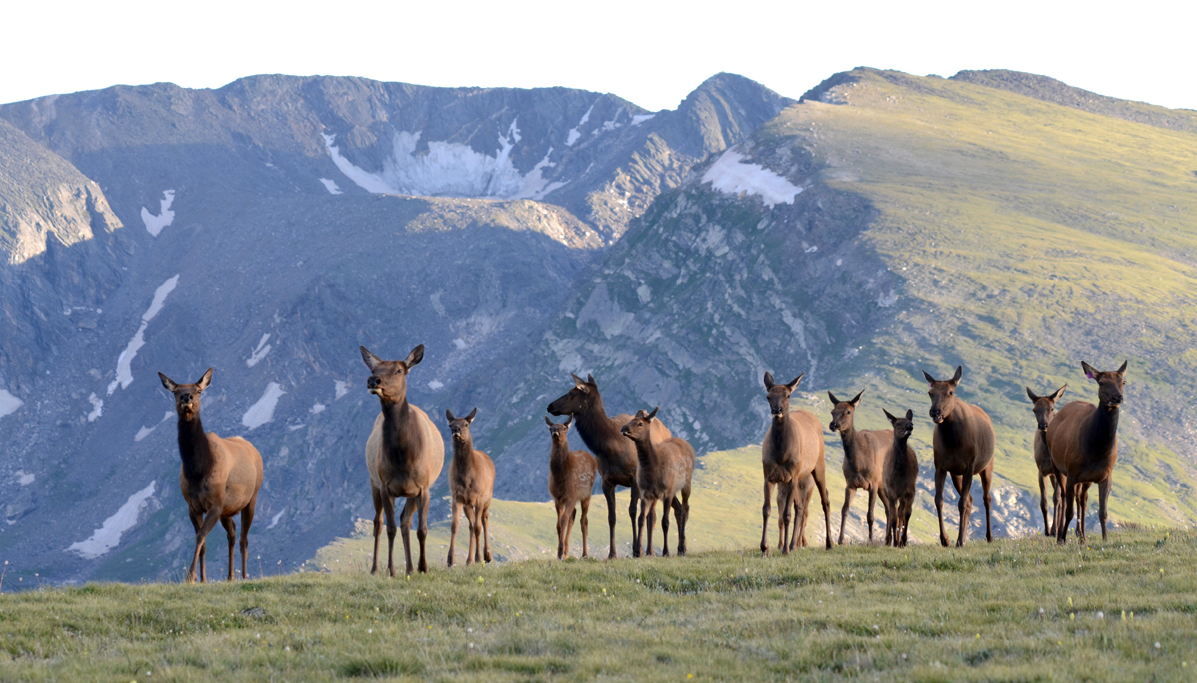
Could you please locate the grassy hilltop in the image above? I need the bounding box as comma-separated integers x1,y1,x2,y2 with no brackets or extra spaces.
1,529,1194,681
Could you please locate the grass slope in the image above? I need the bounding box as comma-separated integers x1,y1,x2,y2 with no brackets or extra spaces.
1,530,1194,681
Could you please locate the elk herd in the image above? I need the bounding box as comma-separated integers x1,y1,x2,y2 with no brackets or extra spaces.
155,346,1129,581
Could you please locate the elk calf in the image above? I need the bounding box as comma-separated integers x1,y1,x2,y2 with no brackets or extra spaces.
760,372,832,553
828,390,890,544
546,416,598,559
621,408,695,557
1026,385,1066,536
881,409,918,548
159,369,263,583
446,408,495,566
924,366,996,547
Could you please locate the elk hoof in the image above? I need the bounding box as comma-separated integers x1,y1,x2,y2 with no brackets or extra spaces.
484,551,492,563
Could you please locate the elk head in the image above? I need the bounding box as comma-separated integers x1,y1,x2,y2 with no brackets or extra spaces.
360,344,424,404
544,415,573,445
547,373,597,417
827,390,864,432
883,408,915,440
923,366,963,424
763,372,804,421
158,368,213,420
446,407,478,445
1081,361,1127,411
1025,385,1067,431
620,407,658,442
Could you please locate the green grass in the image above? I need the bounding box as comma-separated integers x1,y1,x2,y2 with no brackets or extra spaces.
1,529,1194,681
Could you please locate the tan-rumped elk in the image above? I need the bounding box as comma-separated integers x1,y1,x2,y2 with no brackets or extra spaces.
446,408,494,567
361,345,445,575
546,416,597,560
881,409,918,548
828,390,890,545
158,368,263,583
1047,361,1126,545
1026,384,1067,536
620,407,695,557
924,366,996,547
547,373,671,558
760,372,832,553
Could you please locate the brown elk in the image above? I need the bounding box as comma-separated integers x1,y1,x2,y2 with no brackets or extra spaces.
158,368,263,583
545,416,597,560
828,390,890,544
760,372,832,553
547,373,671,558
924,366,996,547
446,408,494,567
361,345,445,575
620,407,695,557
1026,385,1067,536
1046,361,1126,545
881,408,918,548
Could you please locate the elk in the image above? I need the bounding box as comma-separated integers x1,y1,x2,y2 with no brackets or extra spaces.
881,409,918,548
828,390,890,544
545,416,597,560
760,372,832,553
158,368,263,583
924,366,996,547
1026,384,1067,536
620,407,695,557
1046,361,1126,545
446,408,494,567
547,373,671,558
361,345,445,575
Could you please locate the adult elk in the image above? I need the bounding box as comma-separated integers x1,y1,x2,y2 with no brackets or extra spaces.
760,372,832,553
158,368,263,583
547,373,671,558
924,366,996,547
881,409,918,548
620,408,695,557
828,390,890,544
1047,361,1126,545
545,416,597,560
1026,385,1067,536
446,408,494,567
361,345,445,575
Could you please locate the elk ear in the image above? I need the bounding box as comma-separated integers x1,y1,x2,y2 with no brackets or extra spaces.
827,391,840,406
1117,360,1128,374
197,368,213,391
850,390,864,406
544,416,553,426
158,372,178,392
882,408,897,424
403,344,424,369
446,408,456,422
564,415,572,429
922,369,936,384
571,373,590,393
1026,387,1039,403
951,366,962,385
763,372,775,390
905,409,914,421
1081,361,1098,380
465,407,478,423
1051,384,1067,402
634,409,649,418
360,346,381,371
646,406,659,421
786,374,803,391
586,373,595,385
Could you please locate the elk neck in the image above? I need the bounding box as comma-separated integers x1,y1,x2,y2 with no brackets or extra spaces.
176,407,213,485
1085,401,1120,455
571,393,624,456
890,431,911,477
451,431,476,463
548,437,572,479
933,407,966,448
838,422,863,466
378,394,423,459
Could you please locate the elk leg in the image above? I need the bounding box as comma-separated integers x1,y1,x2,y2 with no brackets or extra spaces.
555,501,567,559
660,497,672,557
370,486,384,575
186,510,202,584
240,496,255,580
188,509,222,584
481,502,492,563
814,461,833,550
795,475,815,549
674,488,690,556
463,505,478,566
416,490,431,573
1098,477,1111,541
579,498,590,559
934,468,949,547
1057,474,1074,545
384,495,400,577
866,486,878,543
1076,483,1089,543
760,480,775,555
902,497,913,547
603,481,618,559
629,481,642,558
563,507,576,559
838,486,855,546
777,483,792,553
1038,471,1050,536
980,464,994,543
956,472,974,547
1049,472,1061,537
447,500,462,568
221,517,236,581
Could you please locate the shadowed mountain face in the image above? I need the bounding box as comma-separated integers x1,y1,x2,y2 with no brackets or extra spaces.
0,73,790,583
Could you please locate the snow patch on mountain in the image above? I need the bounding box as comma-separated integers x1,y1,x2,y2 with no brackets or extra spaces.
134,411,173,442
566,103,595,146
68,481,156,559
242,382,285,430
511,148,568,200
702,148,802,208
246,334,272,367
334,380,349,399
86,393,104,422
318,178,343,195
107,275,180,395
14,471,35,486
141,190,176,237
0,389,23,418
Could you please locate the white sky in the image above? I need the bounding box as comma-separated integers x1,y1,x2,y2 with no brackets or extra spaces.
4,0,1195,112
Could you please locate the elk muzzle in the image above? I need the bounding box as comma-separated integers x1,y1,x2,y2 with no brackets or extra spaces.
929,409,944,424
